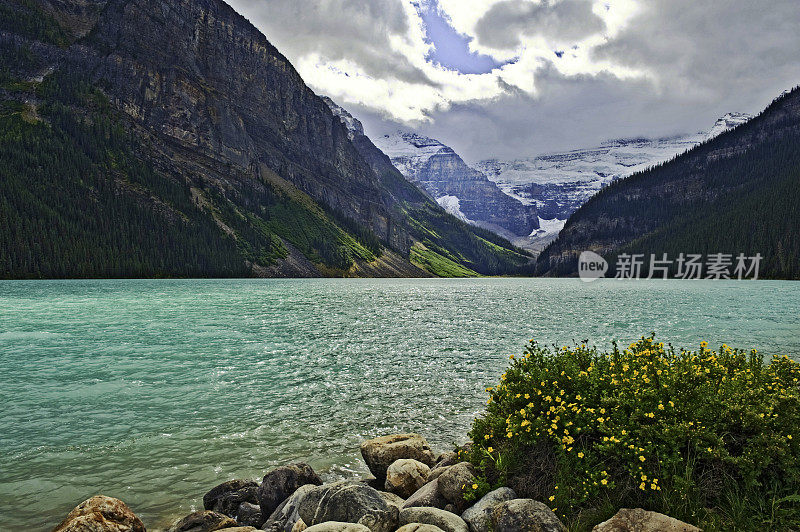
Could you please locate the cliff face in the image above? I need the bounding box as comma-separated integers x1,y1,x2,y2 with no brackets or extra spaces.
0,0,531,277
372,132,540,238
86,0,399,244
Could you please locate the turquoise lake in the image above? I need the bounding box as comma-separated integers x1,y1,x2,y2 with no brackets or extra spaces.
1,278,798,530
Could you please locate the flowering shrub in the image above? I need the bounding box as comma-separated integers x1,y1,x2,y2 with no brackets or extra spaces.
468,337,800,529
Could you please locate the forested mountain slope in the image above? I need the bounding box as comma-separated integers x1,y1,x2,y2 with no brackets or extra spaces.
536,87,800,279
0,0,531,278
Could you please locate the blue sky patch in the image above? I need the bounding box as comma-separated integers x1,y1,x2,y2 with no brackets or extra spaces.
417,1,512,75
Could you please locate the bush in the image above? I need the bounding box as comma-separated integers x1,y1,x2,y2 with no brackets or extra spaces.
468,336,800,531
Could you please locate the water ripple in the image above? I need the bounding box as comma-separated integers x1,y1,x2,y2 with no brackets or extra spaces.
0,278,798,530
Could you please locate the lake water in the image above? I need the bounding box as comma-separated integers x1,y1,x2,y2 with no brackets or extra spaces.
0,278,798,530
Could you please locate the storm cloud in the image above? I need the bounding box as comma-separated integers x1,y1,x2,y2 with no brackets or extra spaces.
227,0,800,161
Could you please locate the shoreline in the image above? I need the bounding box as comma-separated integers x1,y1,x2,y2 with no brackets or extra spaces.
51,433,699,532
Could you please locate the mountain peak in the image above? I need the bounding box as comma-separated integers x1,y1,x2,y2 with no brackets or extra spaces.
321,96,365,139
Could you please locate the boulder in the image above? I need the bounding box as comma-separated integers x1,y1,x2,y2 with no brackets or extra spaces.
236,502,263,528
399,507,469,532
166,510,238,532
427,466,451,482
203,479,259,517
378,491,405,510
222,528,257,532
385,459,431,498
303,523,371,532
259,464,322,518
433,452,459,470
592,508,701,532
262,484,316,532
297,481,398,532
52,495,145,532
491,499,565,532
397,525,446,532
402,479,448,510
437,463,477,512
291,520,308,532
361,434,436,480
460,487,517,532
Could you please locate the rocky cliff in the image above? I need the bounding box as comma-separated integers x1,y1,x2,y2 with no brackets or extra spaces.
0,0,530,278
372,132,540,239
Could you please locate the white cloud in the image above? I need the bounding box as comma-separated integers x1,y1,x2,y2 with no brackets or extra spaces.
228,0,800,159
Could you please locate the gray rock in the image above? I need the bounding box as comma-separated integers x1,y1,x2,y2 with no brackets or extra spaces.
461,487,517,532
385,459,431,498
236,502,264,528
402,479,448,510
399,507,469,532
491,499,565,532
262,484,316,532
360,434,436,480
433,452,459,470
297,481,398,532
204,479,259,517
166,510,238,532
378,491,405,510
591,508,701,532
396,525,446,532
259,464,322,518
52,495,146,532
427,466,451,482
303,523,370,532
224,528,258,532
437,463,477,512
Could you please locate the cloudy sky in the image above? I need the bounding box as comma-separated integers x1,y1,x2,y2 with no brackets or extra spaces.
228,0,800,162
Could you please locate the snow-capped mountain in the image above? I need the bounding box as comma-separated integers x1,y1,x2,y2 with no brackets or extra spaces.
476,112,752,223
372,132,540,238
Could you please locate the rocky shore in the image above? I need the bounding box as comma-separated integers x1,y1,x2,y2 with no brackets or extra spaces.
51,434,700,532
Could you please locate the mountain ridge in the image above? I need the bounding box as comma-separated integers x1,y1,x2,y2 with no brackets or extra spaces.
535,87,800,279
0,0,532,278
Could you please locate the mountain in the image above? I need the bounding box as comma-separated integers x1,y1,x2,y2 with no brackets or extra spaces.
475,113,752,247
536,88,800,279
0,0,531,278
369,131,540,239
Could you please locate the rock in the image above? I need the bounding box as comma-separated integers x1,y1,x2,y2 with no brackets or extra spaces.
52,495,145,532
223,528,258,532
433,452,459,470
204,479,259,517
303,523,371,532
402,478,448,510
385,459,431,498
437,463,477,512
399,507,469,532
592,508,701,532
166,510,238,532
236,502,263,528
378,491,405,510
291,519,307,532
297,481,398,532
259,464,323,518
427,466,451,482
491,499,565,532
262,484,316,532
361,434,436,480
460,487,517,532
396,525,446,532
359,477,385,491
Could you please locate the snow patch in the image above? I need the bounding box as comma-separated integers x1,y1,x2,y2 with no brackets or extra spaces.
436,195,472,223
531,217,566,237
